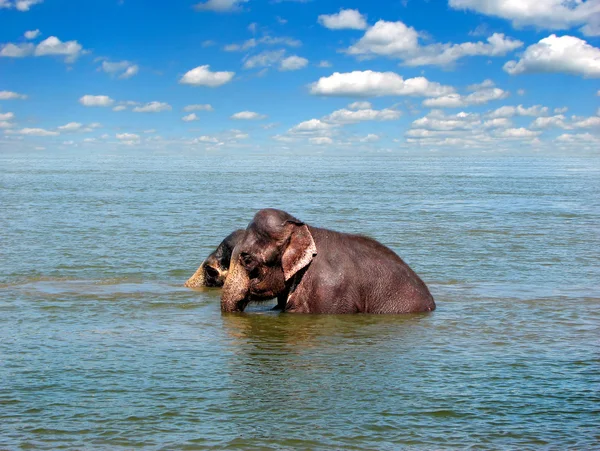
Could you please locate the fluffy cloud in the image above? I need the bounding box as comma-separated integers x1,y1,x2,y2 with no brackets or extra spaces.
24,29,40,39
290,119,333,133
132,101,172,113
79,95,115,107
224,36,301,52
318,9,368,30
0,90,27,100
0,43,34,57
449,0,600,37
310,70,454,97
194,0,248,12
487,105,549,118
180,65,235,87
572,115,600,128
280,55,308,71
348,101,372,110
412,110,481,131
183,104,213,112
16,127,59,136
243,50,286,69
181,113,200,122
116,133,140,140
347,20,522,67
0,112,15,128
57,122,83,132
309,137,333,145
504,35,600,78
0,36,84,62
324,108,401,124
34,36,85,62
556,132,600,143
100,60,139,79
497,128,542,138
423,81,509,108
0,0,43,11
231,111,267,120
530,115,569,129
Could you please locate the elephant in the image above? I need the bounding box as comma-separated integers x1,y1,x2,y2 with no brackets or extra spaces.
221,209,436,314
185,229,245,288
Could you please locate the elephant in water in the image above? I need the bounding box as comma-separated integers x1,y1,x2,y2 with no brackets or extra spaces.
185,230,245,288
221,209,436,314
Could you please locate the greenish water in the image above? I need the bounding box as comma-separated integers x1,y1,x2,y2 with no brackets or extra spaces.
1,153,599,450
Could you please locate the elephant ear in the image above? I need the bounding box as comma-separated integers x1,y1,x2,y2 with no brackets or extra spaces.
281,221,317,281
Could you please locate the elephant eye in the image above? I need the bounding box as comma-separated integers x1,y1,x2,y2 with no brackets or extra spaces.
240,252,257,270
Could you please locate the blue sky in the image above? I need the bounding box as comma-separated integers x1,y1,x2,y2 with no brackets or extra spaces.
1,0,599,153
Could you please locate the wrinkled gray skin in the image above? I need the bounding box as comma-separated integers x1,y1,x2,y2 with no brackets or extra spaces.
222,209,436,314
185,230,245,288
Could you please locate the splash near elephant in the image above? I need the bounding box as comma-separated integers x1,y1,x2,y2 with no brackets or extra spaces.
220,209,436,314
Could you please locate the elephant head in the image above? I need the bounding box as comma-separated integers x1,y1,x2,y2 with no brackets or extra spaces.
185,229,245,288
221,209,317,312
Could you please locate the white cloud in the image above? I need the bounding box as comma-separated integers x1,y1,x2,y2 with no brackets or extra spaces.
132,101,172,113
0,121,13,128
194,0,248,12
0,90,27,100
487,105,549,118
497,128,542,138
15,0,42,11
182,113,199,122
183,104,213,112
324,108,401,124
359,134,380,142
309,137,333,145
34,36,84,62
290,119,333,132
101,60,139,79
556,132,600,143
57,122,83,132
116,133,140,140
598,90,600,96
317,60,332,68
243,50,285,69
348,101,372,110
180,65,235,87
79,95,114,107
224,38,256,52
482,118,513,129
24,29,40,39
347,20,522,67
554,107,568,114
0,112,15,121
17,127,59,136
449,0,600,37
504,35,600,78
257,36,301,47
310,70,454,97
530,115,569,129
280,55,308,71
0,43,34,57
423,84,509,108
192,135,219,143
0,0,42,11
318,9,367,30
412,110,481,131
231,111,267,120
248,22,257,33
572,116,600,128
112,105,127,112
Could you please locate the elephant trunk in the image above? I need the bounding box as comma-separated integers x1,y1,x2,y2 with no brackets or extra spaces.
221,257,250,312
184,261,207,288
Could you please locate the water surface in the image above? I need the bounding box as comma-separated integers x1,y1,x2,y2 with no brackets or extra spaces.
1,153,599,449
